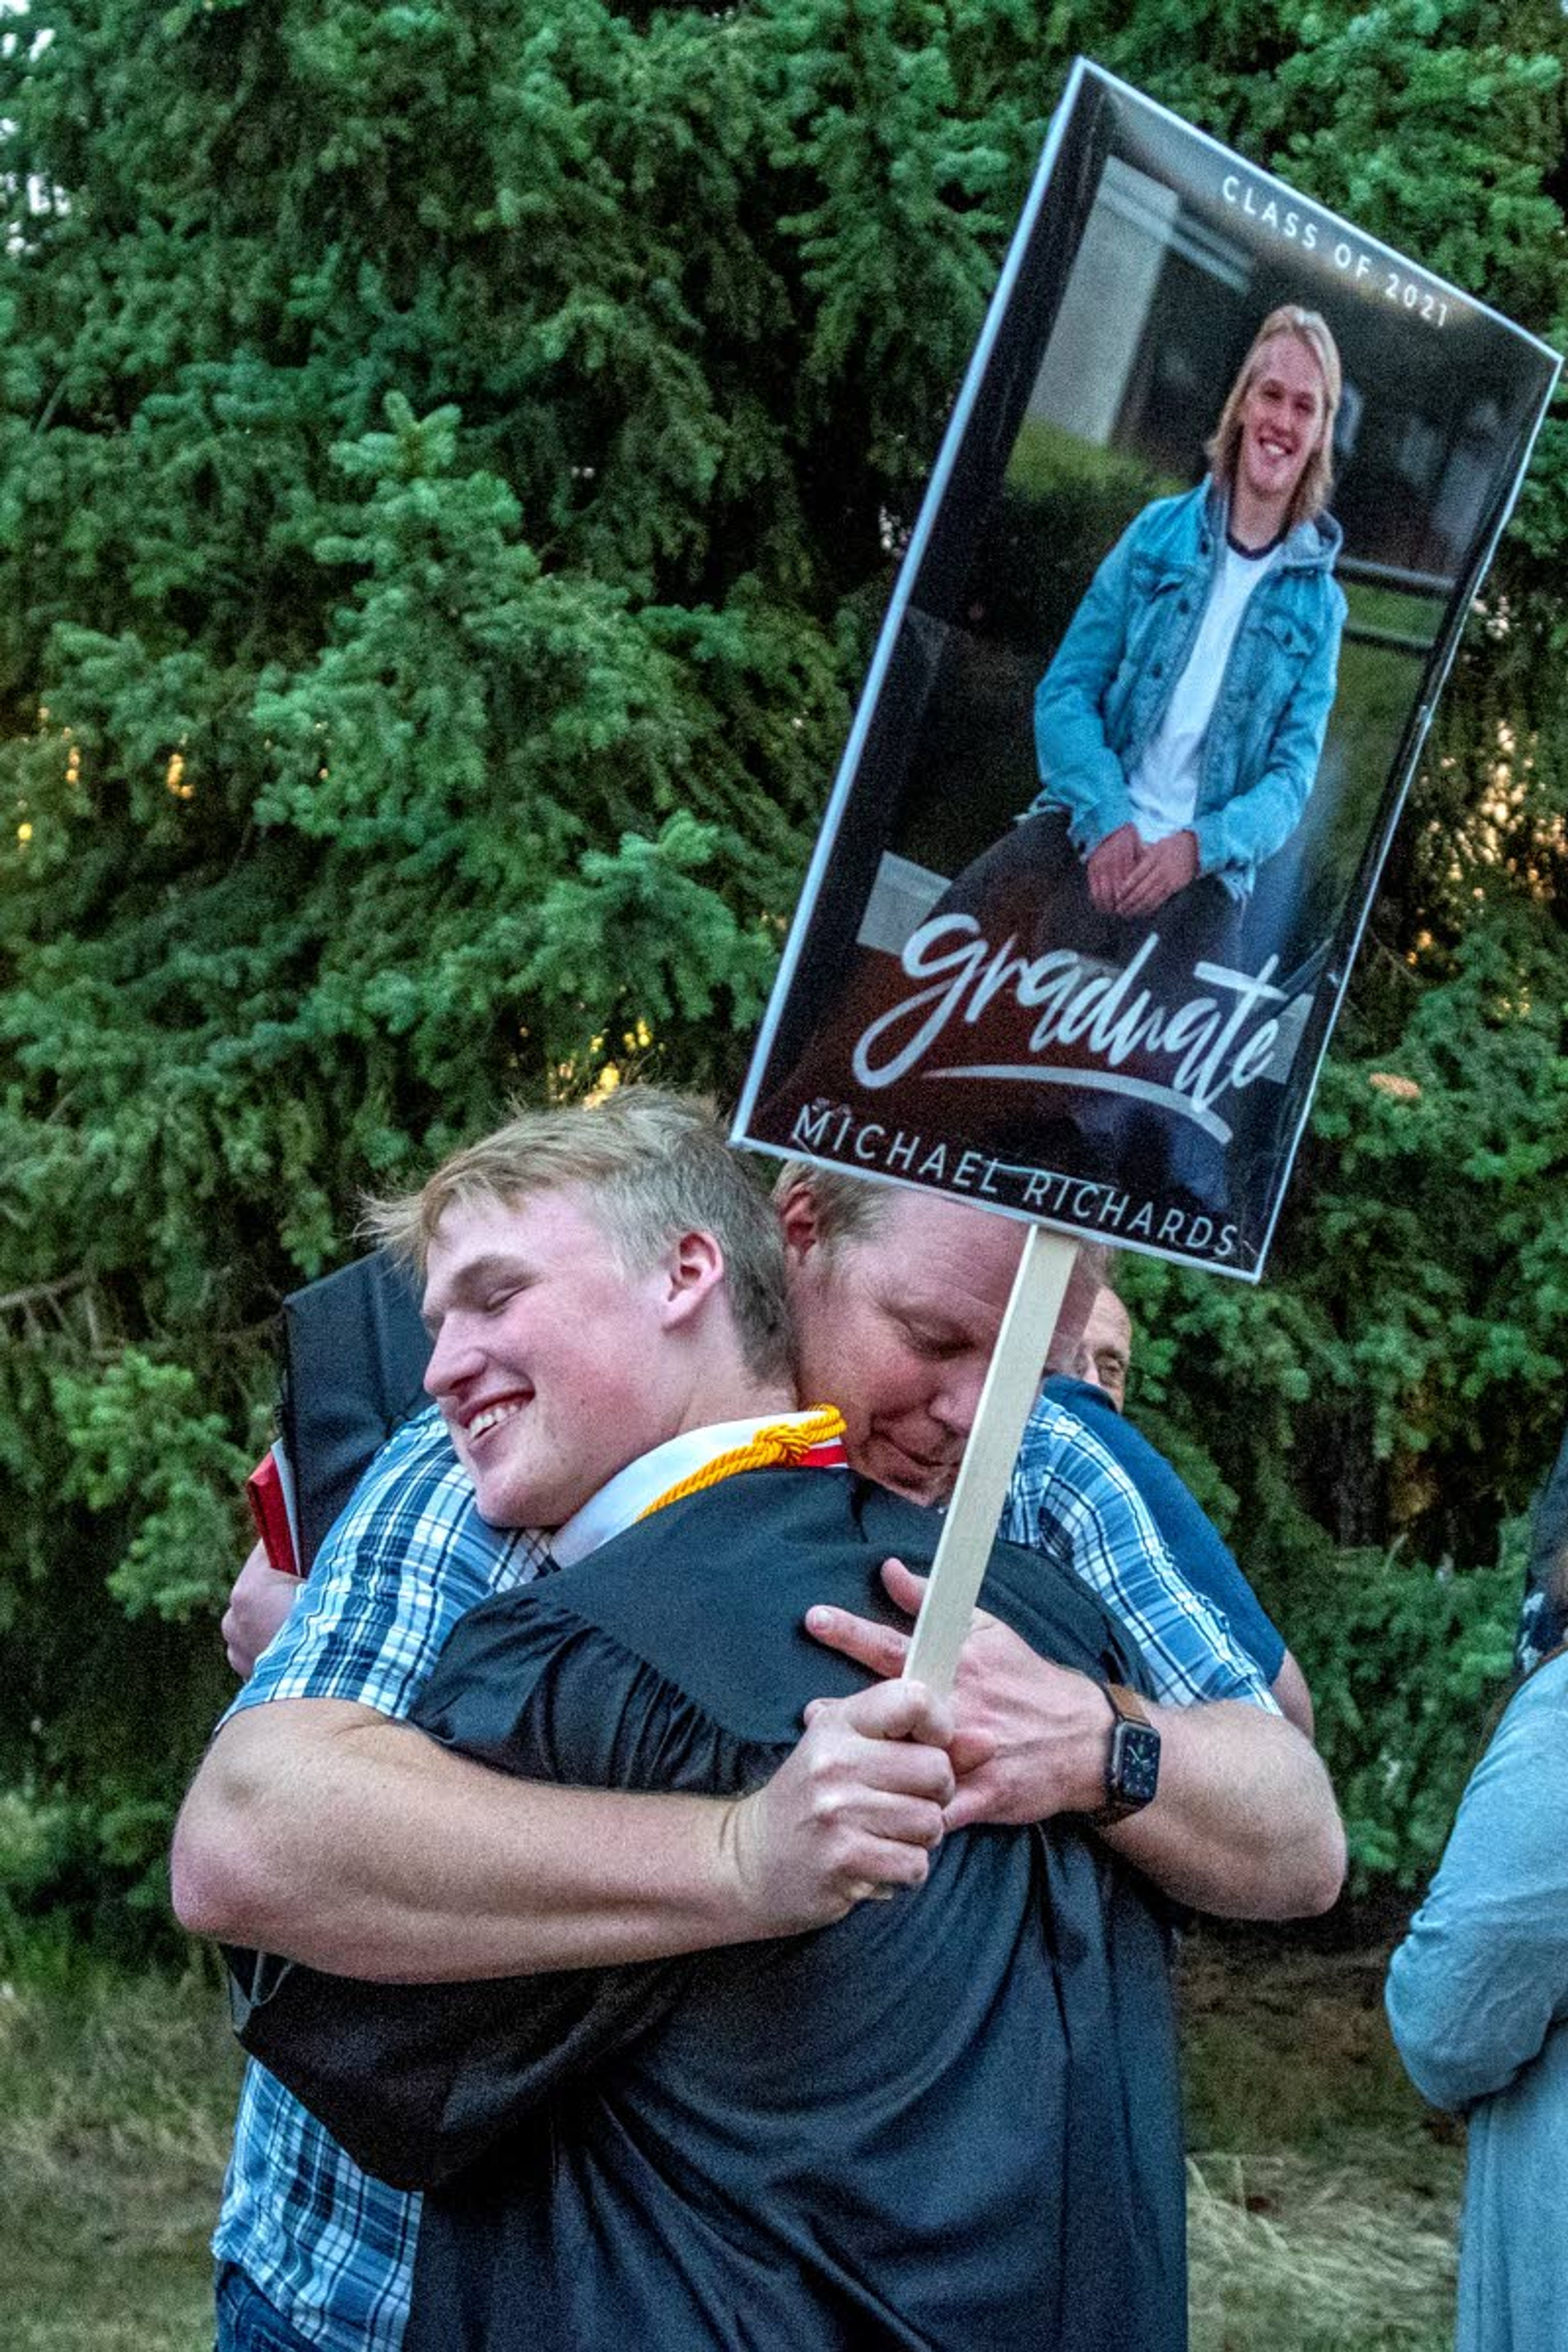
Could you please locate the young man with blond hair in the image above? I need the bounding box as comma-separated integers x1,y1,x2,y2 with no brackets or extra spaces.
184,1103,1340,2352
212,1090,1186,2350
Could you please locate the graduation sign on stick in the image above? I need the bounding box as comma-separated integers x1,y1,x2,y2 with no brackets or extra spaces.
732,61,1560,1690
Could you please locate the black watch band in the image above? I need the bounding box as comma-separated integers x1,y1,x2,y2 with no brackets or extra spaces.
1086,1682,1162,1828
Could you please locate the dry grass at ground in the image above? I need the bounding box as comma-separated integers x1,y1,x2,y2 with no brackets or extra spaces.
1181,1931,1463,2351
0,1930,1460,2350
0,1958,238,2352
1188,2152,1457,2350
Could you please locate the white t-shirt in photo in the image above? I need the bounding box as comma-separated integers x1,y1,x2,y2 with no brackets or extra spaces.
1127,537,1280,842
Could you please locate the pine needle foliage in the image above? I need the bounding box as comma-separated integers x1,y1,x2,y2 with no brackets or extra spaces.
0,0,1566,1931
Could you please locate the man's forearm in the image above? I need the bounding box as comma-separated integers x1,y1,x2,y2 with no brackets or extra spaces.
172,1684,955,1980
1104,1700,1344,1920
173,1702,748,1979
807,1567,1344,1920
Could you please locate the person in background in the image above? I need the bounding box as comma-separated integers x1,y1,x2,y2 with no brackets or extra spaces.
1516,1421,1568,1676
1386,1641,1568,2352
1058,1280,1133,1410
1040,1274,1314,1737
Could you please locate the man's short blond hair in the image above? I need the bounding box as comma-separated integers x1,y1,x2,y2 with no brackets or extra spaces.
773,1160,891,1250
369,1090,791,1384
774,1161,1111,1290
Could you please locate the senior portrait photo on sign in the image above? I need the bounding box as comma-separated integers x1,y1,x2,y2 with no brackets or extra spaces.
1026,305,1345,971
739,67,1559,1278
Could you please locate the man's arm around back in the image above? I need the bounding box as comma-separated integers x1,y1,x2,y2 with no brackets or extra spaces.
808,1558,1343,1920
173,1678,956,1980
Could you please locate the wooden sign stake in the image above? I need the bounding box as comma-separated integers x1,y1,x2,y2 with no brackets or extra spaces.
902,1227,1079,1697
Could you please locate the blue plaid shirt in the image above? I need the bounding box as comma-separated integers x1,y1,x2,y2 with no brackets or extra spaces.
213,1407,544,2352
216,1390,1271,2350
1003,1393,1275,1708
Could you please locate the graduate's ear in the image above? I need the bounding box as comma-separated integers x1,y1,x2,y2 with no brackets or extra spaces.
657,1228,727,1331
775,1180,824,1264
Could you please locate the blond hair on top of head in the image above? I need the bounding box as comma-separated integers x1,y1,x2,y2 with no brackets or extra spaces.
1206,304,1343,532
365,1088,792,1385
772,1160,893,1250
772,1160,1112,1292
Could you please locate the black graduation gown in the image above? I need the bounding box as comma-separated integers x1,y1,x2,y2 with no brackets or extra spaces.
277,1249,430,1572
232,1470,1187,2352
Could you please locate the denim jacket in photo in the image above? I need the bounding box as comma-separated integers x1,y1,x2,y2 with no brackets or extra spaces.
1030,479,1347,900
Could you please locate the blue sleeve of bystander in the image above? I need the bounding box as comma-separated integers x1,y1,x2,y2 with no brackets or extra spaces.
1387,1655,1568,2114
1041,1376,1286,1685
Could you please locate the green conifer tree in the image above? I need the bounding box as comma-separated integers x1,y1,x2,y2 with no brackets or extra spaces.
0,0,1564,1927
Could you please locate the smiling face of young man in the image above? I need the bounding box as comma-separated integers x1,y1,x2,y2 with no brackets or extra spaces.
421,1187,698,1532
1232,331,1328,542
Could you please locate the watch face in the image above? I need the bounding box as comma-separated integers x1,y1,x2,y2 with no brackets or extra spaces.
1112,1720,1162,1809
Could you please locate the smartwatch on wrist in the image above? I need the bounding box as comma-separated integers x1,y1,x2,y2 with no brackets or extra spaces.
1087,1682,1161,1827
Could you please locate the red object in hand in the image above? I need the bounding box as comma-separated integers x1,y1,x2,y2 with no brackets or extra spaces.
245,1448,302,1578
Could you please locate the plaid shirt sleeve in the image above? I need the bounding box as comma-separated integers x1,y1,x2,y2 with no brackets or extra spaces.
226,1405,546,1725
1002,1396,1278,1711
214,1407,548,2352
